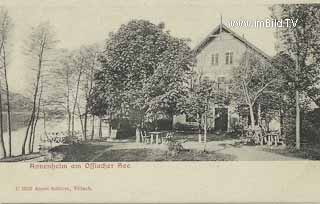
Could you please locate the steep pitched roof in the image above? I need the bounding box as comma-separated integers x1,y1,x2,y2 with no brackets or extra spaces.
193,24,272,61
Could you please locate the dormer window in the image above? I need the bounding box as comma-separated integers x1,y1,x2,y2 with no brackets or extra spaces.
225,52,233,65
211,53,219,66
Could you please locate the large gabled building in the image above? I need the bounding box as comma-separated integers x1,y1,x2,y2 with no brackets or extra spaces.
173,23,274,132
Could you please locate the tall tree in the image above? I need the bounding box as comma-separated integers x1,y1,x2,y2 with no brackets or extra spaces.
91,20,194,142
180,75,217,143
0,86,5,158
271,4,320,149
56,50,74,137
61,45,101,140
78,45,100,140
32,49,69,144
70,51,85,138
0,7,13,157
21,22,57,155
232,51,280,129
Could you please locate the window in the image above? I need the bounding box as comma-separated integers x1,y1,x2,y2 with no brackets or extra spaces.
225,52,233,65
211,53,219,66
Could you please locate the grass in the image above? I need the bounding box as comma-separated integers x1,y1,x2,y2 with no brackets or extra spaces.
46,132,239,162
49,143,236,162
94,148,236,162
49,143,112,162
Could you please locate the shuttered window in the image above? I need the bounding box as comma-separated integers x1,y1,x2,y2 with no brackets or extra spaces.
225,52,233,64
211,53,219,66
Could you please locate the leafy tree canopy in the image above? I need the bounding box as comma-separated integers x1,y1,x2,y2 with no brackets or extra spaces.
90,19,195,124
271,4,320,107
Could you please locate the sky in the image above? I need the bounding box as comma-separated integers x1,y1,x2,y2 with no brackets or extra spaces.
1,0,279,94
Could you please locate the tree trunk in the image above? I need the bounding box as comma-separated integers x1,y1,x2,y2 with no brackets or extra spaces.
135,127,141,143
31,103,41,153
77,103,85,140
28,112,36,153
29,86,42,153
66,70,71,137
169,112,174,131
30,87,42,153
83,104,88,140
204,98,208,143
22,113,34,155
212,105,215,131
279,102,283,137
22,43,44,155
98,119,102,138
248,104,255,129
108,113,112,138
91,115,95,140
43,104,47,137
3,49,12,157
295,52,300,150
197,113,201,143
257,103,261,127
87,61,95,140
296,90,300,149
67,110,71,136
204,112,207,143
136,115,143,143
71,113,75,137
108,121,112,139
0,91,6,158
71,66,83,137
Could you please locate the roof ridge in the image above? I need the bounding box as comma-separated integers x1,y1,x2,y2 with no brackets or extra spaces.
193,23,272,61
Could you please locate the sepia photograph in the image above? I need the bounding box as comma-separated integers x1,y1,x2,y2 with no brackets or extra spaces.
0,1,318,163
1,0,320,203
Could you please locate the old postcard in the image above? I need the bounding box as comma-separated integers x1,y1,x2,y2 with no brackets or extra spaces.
0,0,320,203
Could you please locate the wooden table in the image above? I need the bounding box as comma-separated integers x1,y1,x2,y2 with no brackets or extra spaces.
149,131,168,144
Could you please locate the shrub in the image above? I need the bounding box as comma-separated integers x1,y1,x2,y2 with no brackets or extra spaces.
110,118,136,139
167,141,185,153
301,108,320,144
64,136,81,144
283,108,320,146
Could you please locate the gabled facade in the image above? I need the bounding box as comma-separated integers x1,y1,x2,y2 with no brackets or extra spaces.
173,24,274,132
194,24,271,82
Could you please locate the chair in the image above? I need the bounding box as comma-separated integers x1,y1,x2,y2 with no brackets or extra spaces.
162,132,174,144
244,129,254,144
141,131,151,144
271,130,281,146
254,127,263,145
